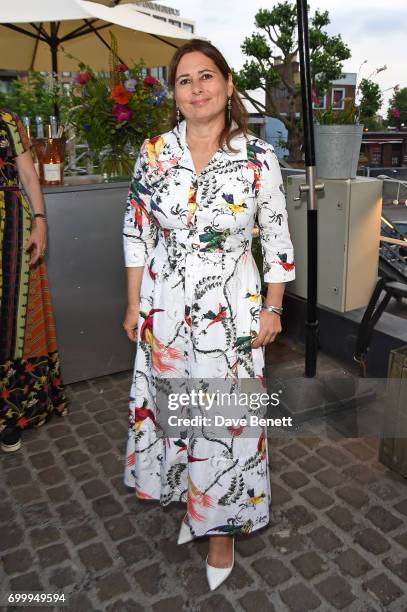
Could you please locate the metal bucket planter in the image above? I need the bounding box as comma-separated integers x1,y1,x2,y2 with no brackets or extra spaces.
314,124,363,179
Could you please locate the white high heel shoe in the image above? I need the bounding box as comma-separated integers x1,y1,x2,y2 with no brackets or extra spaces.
177,515,194,545
206,537,234,591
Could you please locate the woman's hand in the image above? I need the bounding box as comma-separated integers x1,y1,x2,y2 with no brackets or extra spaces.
123,304,140,342
25,218,47,266
251,309,282,348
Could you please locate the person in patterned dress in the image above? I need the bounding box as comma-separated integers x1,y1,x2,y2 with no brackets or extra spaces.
122,40,295,590
0,109,67,453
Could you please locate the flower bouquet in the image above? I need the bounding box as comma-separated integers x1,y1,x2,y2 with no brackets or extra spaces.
66,34,171,177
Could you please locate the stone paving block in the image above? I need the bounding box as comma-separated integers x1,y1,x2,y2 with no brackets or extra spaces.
354,527,391,555
46,484,73,504
49,565,77,588
316,574,356,609
316,445,352,467
279,443,308,461
342,440,376,461
283,504,316,528
382,555,407,583
270,483,292,506
45,423,72,439
75,422,98,438
223,561,254,590
92,495,123,518
157,538,192,564
66,593,97,612
298,436,321,450
53,435,79,452
21,502,53,528
99,455,124,477
362,572,403,607
2,549,34,575
279,583,321,611
336,485,369,509
102,422,128,440
152,596,185,612
117,536,152,565
62,449,90,467
84,434,112,455
37,466,66,486
335,548,373,577
95,570,131,602
239,590,276,612
105,599,143,612
343,464,378,485
269,530,307,554
30,451,55,470
252,557,291,587
66,524,98,546
198,594,235,612
70,462,95,482
29,527,61,548
394,531,407,550
134,561,162,594
81,479,110,500
9,571,43,591
326,505,356,532
313,467,347,488
307,525,342,553
368,481,400,501
300,486,334,509
56,500,87,525
0,523,24,551
37,543,70,569
13,484,44,504
68,411,92,426
366,505,403,533
5,466,31,487
110,475,134,497
104,515,134,542
178,564,208,598
96,408,118,424
280,470,310,490
291,551,325,579
393,498,407,517
25,439,50,454
297,455,325,474
236,534,266,557
1,453,25,470
78,542,113,572
0,501,13,522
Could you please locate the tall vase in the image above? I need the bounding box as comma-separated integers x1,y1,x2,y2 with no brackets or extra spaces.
314,124,364,179
99,145,134,180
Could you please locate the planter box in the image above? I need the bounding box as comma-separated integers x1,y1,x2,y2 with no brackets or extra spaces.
314,124,363,179
379,345,407,476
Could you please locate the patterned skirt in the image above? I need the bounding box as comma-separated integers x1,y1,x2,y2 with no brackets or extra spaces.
0,188,67,432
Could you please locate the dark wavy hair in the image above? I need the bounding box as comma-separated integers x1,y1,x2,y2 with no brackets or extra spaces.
168,39,249,153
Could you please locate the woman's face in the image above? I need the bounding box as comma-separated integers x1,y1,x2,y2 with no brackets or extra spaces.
174,51,233,125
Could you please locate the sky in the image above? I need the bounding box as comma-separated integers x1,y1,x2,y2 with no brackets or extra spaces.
166,0,407,115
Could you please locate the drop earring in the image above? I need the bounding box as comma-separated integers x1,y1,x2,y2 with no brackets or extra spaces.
227,97,232,123
176,107,181,128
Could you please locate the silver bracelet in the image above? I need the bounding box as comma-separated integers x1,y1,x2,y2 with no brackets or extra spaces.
262,304,283,316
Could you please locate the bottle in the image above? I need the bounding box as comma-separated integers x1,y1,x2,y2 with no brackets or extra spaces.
22,116,40,178
49,115,58,138
42,125,63,185
35,116,44,138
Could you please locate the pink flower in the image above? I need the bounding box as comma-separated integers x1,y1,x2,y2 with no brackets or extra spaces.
115,63,129,73
112,104,133,122
391,107,401,118
76,72,91,85
312,88,320,106
143,75,158,87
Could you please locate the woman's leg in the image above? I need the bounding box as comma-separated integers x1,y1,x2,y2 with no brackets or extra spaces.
207,535,234,567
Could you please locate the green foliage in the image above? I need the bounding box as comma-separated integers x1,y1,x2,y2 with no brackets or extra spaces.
358,79,382,129
387,87,407,127
0,72,69,129
314,98,358,125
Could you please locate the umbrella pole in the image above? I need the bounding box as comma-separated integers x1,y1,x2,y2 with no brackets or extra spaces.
296,0,324,377
50,23,59,118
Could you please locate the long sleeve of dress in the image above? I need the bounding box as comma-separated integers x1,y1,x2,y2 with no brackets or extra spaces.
123,139,157,267
256,144,296,283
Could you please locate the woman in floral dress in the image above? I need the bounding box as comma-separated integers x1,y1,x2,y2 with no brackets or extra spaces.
122,40,295,590
0,109,67,452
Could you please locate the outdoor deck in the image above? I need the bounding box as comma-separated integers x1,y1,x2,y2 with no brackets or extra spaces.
1,336,407,612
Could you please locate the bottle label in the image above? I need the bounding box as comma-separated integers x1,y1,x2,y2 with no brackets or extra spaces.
43,163,61,182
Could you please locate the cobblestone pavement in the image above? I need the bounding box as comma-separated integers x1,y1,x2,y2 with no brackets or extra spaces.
1,337,407,612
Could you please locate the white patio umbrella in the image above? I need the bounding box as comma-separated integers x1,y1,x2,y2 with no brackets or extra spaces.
0,0,195,73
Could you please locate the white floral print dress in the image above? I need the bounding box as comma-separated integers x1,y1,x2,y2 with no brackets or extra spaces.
123,120,295,538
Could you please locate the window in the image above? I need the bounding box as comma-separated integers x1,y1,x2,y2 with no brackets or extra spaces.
169,19,181,27
392,155,400,166
182,23,194,33
313,94,326,110
332,88,345,110
370,146,382,166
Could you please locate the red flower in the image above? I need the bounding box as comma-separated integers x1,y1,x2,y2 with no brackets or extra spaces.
16,417,29,428
53,378,62,386
0,159,6,169
25,362,35,373
112,104,133,123
76,72,91,85
0,389,10,398
143,75,158,87
111,84,132,105
391,107,401,119
115,63,129,73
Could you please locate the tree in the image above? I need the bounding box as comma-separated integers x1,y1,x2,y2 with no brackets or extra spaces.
232,2,351,161
358,78,383,130
387,87,407,128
